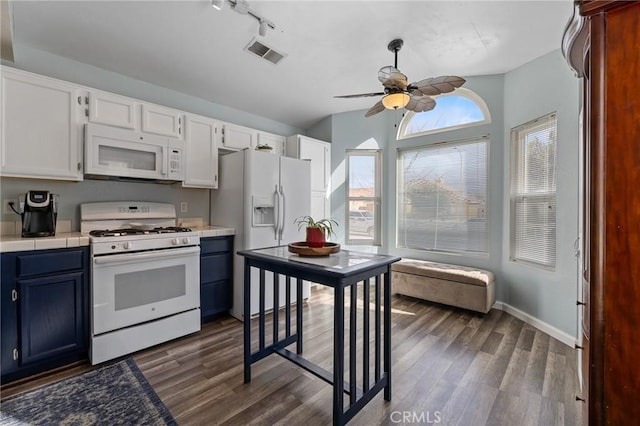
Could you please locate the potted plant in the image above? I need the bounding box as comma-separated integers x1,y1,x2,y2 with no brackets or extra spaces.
294,216,338,247
255,144,274,152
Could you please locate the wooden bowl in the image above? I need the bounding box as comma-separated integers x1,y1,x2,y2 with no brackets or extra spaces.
288,242,340,257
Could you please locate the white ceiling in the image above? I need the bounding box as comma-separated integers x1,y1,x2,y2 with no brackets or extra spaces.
9,0,573,130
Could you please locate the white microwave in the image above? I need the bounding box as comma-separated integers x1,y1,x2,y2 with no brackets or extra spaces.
84,123,183,182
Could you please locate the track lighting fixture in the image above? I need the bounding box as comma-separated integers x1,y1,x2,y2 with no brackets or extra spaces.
259,19,268,37
230,0,250,15
221,0,276,37
211,0,224,11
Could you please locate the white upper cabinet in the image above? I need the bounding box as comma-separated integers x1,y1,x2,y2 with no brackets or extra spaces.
221,123,257,151
87,91,138,130
256,131,285,155
87,91,182,138
1,68,83,181
141,104,183,139
183,114,219,189
286,135,331,219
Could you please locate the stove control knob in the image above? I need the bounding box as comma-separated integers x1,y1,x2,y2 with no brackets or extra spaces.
123,242,132,250
182,237,190,244
172,238,180,245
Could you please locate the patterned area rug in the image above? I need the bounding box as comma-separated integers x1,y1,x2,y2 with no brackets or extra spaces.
0,358,176,425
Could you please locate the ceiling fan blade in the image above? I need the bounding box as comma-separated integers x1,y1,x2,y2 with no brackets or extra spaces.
411,76,466,96
365,100,385,117
334,92,385,99
405,95,436,113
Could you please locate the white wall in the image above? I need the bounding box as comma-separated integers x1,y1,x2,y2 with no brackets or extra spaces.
311,49,580,338
502,49,580,337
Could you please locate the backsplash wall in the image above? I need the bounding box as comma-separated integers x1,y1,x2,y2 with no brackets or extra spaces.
0,177,210,231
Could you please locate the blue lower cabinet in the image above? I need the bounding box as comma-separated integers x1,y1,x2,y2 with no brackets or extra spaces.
1,247,89,383
200,236,233,322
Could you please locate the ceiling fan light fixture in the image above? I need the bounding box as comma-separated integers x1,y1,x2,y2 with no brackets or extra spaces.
382,92,410,110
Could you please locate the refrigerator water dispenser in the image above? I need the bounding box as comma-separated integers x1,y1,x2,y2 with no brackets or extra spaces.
252,196,275,227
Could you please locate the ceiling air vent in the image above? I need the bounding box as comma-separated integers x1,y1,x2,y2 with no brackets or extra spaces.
245,37,287,65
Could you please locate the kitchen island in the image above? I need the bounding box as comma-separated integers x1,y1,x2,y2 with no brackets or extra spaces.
238,246,400,426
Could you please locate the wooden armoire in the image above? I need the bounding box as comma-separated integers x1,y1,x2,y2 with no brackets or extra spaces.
563,1,640,424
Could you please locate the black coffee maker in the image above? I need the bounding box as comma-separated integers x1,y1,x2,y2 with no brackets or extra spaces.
19,190,59,237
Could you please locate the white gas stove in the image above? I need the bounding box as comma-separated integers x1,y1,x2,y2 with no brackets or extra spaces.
80,201,201,365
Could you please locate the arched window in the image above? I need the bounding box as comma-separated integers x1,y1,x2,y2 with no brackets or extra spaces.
397,88,491,140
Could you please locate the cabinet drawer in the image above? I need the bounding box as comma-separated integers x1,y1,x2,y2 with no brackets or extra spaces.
200,237,233,255
17,249,85,278
201,254,231,282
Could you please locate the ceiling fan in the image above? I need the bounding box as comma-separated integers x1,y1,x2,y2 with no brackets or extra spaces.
335,39,466,117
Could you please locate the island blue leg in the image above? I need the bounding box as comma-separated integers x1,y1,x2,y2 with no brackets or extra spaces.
296,278,303,354
243,261,251,383
333,286,345,425
384,269,392,400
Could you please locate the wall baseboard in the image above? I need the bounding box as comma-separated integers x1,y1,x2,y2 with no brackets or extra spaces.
493,301,576,348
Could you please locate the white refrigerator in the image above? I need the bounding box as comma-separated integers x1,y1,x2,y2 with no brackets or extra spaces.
211,149,311,320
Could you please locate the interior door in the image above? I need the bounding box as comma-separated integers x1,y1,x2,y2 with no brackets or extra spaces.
299,137,328,192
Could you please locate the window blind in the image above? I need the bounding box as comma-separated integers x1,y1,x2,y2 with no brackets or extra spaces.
397,137,488,254
510,113,557,268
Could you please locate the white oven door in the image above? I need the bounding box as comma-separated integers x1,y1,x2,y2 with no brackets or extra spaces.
92,246,200,335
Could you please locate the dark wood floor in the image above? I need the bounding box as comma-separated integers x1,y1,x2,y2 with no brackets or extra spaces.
2,285,581,425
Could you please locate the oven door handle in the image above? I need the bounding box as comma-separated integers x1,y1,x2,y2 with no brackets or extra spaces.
93,246,200,265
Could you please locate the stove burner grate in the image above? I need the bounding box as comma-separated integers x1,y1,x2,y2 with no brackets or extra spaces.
89,226,192,237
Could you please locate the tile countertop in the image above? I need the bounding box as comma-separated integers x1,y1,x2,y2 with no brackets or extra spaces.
0,232,90,253
0,227,235,253
194,226,235,238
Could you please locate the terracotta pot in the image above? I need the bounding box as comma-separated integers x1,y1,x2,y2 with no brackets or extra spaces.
306,227,326,248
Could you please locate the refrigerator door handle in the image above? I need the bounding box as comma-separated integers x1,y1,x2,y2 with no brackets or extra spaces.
279,185,286,240
274,185,281,240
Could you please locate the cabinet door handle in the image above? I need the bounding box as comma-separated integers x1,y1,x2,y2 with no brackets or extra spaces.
12,348,19,361
11,289,17,302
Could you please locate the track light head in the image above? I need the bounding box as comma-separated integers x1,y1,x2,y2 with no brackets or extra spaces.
259,20,268,37
231,0,250,15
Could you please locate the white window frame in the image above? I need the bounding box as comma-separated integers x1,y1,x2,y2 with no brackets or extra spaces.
509,112,557,269
345,149,382,246
396,136,489,255
397,88,492,140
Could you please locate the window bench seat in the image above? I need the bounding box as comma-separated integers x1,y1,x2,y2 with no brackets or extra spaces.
391,259,495,314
